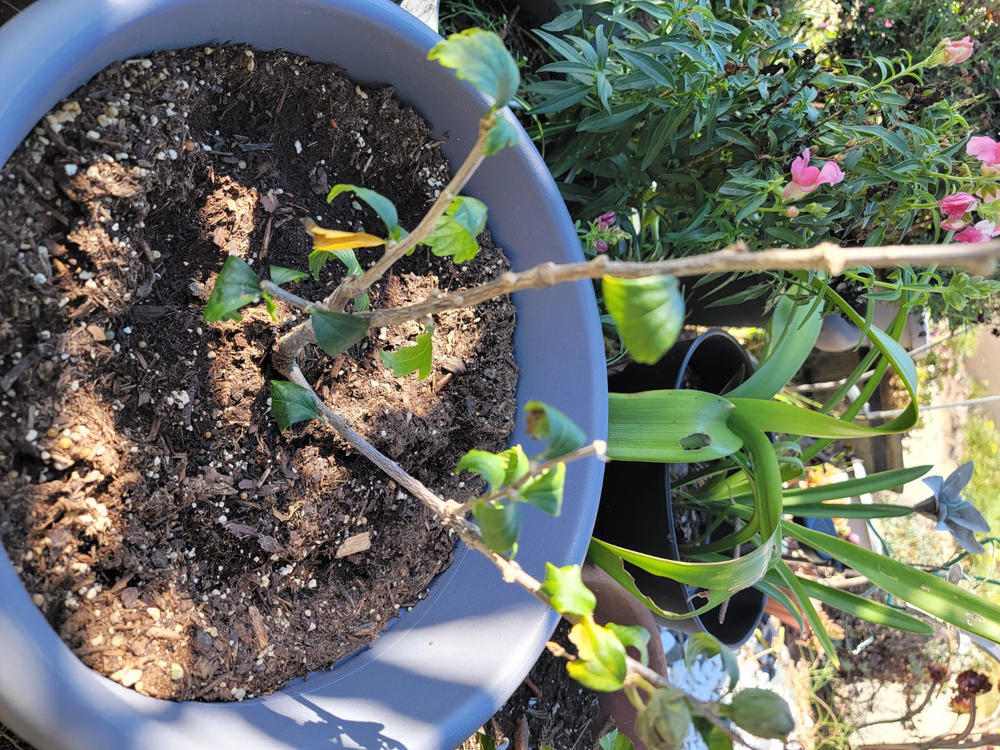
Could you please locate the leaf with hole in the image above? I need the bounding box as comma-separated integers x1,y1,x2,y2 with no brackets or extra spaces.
270,380,317,431
310,310,369,358
204,255,261,322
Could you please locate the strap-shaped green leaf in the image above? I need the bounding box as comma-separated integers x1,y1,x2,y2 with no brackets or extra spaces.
520,463,565,515
421,196,488,264
774,560,839,667
310,310,369,357
270,380,317,431
380,329,433,379
270,265,309,285
785,502,913,519
684,633,740,692
456,449,506,492
566,616,627,692
796,576,933,634
204,255,260,322
603,275,684,365
728,397,914,438
608,390,740,463
540,563,596,616
428,28,520,108
524,400,585,459
326,183,402,239
472,498,520,554
726,293,823,399
784,520,1000,645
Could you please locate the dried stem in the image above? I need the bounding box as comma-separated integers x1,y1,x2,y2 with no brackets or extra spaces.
357,239,1000,328
259,280,313,311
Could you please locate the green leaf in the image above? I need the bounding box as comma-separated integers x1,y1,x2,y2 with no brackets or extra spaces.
540,563,596,616
473,498,521,554
476,733,497,750
796,576,933,634
566,616,627,692
541,8,582,31
524,401,585,459
326,184,401,238
500,445,530,486
456,450,506,492
204,255,260,322
484,116,520,156
428,28,520,108
520,463,565,515
728,397,914,438
727,295,824,399
598,730,635,750
684,633,739,692
270,380,317,431
784,520,1000,645
607,623,650,667
270,265,309,285
603,275,684,364
787,502,913,519
310,310,369,358
381,329,433,379
774,560,839,666
608,390,740,463
421,196,488,263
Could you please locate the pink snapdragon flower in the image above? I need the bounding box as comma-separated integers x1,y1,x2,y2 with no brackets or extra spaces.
781,148,845,201
928,36,975,65
937,192,978,229
953,220,1000,243
967,135,1000,167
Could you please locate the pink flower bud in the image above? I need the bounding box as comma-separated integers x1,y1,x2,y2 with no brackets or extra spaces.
594,240,608,254
597,210,616,230
785,206,799,218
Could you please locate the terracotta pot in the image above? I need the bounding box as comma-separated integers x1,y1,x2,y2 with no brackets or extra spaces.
0,1,607,747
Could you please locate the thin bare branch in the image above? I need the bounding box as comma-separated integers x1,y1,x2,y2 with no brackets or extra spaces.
358,239,1000,328
259,280,314,311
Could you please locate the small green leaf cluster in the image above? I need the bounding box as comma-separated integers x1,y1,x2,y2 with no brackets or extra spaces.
456,401,585,553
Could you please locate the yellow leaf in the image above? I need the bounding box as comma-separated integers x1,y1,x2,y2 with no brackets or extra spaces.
303,219,385,251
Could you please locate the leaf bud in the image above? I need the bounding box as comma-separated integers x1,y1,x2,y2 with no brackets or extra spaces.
729,688,795,740
636,686,692,749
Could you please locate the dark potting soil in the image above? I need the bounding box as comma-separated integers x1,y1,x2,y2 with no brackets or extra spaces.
0,45,518,701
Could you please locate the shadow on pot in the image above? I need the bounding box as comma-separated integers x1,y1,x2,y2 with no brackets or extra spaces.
593,330,767,648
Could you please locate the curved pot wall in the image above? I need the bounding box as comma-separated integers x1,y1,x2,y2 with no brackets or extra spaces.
0,1,607,748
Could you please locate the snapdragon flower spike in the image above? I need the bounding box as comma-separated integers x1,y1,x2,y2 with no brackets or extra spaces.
953,220,1000,244
781,148,845,201
916,461,990,553
928,36,975,65
967,135,1000,167
937,192,978,231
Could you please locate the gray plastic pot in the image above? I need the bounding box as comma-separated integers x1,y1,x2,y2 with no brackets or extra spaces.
0,1,606,748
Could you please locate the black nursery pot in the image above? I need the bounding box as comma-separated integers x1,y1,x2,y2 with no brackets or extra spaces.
595,329,768,648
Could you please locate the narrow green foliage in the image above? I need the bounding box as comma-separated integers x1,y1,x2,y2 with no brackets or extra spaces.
204,255,260,322
602,275,684,365
428,28,520,108
566,616,627,692
270,380,317,431
472,499,520,554
381,329,433,379
635,686,692,749
519,463,565,515
683,633,739,692
796,576,933,634
270,265,309,285
524,400,586,458
326,183,403,240
310,310,369,358
540,563,596,616
421,196,488,263
456,450,507,492
606,623,649,667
